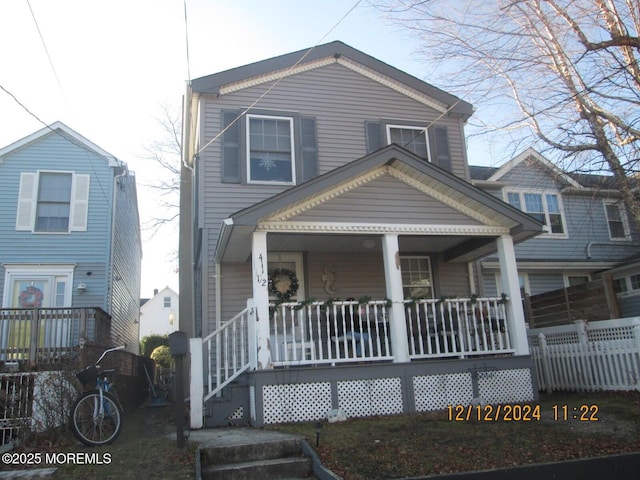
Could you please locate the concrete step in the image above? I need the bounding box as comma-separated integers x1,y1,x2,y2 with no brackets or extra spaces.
201,456,313,480
197,432,318,480
201,437,303,465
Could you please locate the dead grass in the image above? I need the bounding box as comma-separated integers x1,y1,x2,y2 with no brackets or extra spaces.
269,391,640,480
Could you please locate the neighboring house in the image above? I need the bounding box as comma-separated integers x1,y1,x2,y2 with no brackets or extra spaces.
180,41,545,428
0,122,142,359
139,286,179,339
469,149,640,308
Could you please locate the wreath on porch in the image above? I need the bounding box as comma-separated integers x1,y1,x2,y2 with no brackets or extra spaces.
269,268,299,301
18,285,44,308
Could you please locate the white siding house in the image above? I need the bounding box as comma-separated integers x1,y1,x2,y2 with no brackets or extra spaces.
139,287,179,339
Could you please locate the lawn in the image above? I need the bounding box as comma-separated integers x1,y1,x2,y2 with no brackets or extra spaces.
269,391,640,480
1,391,638,479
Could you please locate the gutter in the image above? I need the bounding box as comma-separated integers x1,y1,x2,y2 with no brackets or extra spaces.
214,218,234,263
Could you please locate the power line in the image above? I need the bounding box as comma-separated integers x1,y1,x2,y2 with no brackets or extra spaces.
27,0,66,100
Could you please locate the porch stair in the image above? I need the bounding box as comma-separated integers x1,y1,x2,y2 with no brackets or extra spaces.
198,434,317,480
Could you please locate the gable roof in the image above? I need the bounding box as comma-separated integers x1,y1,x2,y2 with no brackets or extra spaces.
0,121,123,168
191,41,474,119
216,144,543,263
485,148,581,188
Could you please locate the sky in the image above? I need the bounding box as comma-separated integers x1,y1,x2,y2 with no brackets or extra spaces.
0,0,500,298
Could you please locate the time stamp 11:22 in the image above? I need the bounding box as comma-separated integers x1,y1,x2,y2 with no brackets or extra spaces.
447,404,600,422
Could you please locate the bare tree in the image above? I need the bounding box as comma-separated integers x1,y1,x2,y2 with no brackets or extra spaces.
377,0,640,226
140,104,181,233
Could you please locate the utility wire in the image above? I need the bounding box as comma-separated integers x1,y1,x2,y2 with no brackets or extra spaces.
27,0,66,100
195,0,362,157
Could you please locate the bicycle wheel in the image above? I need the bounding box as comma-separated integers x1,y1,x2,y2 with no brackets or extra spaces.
71,390,123,446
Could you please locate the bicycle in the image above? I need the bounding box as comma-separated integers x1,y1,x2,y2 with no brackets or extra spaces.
70,345,125,446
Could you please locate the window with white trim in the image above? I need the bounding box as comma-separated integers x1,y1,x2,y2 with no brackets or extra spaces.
163,296,171,308
246,115,295,184
603,200,630,240
386,125,429,161
16,171,90,233
613,273,640,297
505,190,567,236
400,256,434,299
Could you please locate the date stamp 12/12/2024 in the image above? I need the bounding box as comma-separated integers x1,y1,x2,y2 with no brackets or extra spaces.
447,403,600,422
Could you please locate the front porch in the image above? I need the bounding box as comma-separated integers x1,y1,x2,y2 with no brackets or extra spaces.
193,296,539,427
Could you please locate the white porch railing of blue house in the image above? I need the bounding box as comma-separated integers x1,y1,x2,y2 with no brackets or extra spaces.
203,297,515,398
0,308,112,365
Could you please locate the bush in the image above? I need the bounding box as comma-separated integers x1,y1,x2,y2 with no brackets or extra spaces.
150,345,172,369
140,334,168,357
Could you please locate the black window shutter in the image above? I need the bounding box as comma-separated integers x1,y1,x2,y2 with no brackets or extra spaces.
365,121,383,153
221,111,241,183
429,126,452,172
299,117,318,182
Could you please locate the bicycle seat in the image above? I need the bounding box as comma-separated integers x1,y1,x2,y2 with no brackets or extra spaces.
100,369,117,376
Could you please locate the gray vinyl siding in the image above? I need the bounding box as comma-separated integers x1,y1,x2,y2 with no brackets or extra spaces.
619,295,640,318
198,63,470,329
436,260,471,297
294,174,480,225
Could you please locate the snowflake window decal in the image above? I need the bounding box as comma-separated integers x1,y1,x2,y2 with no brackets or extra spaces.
259,153,276,171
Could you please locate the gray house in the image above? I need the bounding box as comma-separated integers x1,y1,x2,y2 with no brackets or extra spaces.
180,41,545,427
470,148,640,316
0,122,142,360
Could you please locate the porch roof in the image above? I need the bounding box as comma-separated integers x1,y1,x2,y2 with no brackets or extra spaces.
215,145,544,263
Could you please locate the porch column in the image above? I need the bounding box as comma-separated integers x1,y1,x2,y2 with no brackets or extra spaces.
496,234,529,355
382,234,410,363
252,231,272,369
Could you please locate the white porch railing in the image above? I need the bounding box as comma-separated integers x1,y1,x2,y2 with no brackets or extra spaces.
202,297,514,398
405,297,513,359
528,317,640,392
203,305,252,401
270,300,393,365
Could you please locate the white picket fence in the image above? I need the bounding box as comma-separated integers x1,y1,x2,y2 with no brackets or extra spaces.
528,317,640,392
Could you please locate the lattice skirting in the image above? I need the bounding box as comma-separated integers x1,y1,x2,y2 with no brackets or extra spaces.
259,367,535,424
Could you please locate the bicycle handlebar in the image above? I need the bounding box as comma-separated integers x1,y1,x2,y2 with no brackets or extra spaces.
95,345,126,365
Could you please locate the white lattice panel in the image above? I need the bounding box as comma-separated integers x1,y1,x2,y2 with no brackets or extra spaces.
262,382,332,424
337,378,403,418
413,373,473,411
477,368,534,404
228,406,243,420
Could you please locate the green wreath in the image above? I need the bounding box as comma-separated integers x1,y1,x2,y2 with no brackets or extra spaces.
269,268,299,301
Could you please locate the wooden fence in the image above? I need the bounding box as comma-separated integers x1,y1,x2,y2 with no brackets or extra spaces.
527,318,640,392
524,276,620,328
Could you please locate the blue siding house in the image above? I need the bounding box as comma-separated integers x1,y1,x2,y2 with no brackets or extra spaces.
0,122,141,359
470,148,640,314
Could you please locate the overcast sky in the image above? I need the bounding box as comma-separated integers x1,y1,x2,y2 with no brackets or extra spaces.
0,0,498,297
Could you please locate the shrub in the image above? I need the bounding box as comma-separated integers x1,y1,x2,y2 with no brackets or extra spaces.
150,345,172,369
140,334,168,357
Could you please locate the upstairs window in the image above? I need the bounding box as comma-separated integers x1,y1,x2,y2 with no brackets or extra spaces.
366,121,452,172
163,296,171,308
247,115,295,184
16,171,90,233
221,111,317,185
506,190,566,236
36,173,72,232
387,126,428,160
603,200,630,240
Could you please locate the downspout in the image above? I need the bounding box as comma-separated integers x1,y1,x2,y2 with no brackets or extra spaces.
109,164,128,316
586,241,637,259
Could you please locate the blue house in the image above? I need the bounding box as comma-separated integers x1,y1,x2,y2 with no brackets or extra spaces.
0,122,142,361
470,148,640,319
